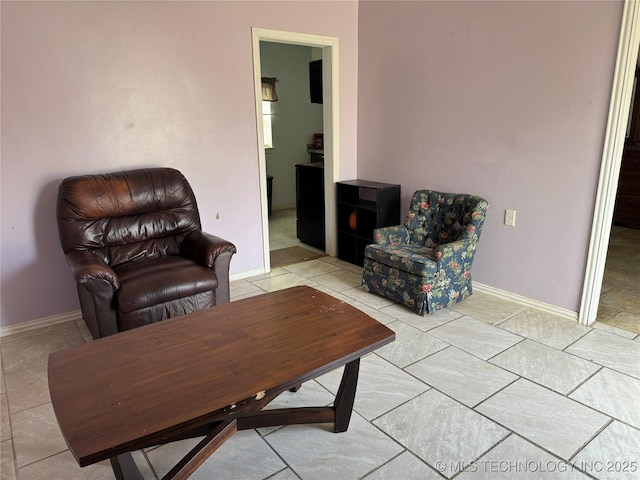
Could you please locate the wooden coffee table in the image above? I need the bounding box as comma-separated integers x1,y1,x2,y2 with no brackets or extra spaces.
48,286,395,479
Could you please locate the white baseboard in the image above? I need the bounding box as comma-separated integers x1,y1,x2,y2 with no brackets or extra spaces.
0,271,269,337
230,268,266,281
0,281,579,338
0,310,83,338
474,282,578,322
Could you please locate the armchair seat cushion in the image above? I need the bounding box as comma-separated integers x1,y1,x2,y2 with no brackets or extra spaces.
364,244,437,277
114,256,217,314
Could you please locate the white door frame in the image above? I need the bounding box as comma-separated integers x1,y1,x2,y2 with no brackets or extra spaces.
251,27,339,272
580,0,640,326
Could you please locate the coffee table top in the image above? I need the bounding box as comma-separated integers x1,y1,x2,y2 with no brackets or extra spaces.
48,286,394,466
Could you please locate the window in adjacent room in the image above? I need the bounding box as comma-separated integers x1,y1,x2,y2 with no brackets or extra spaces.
262,100,274,149
261,76,277,149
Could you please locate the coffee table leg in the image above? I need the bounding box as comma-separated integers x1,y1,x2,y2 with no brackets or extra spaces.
333,358,360,433
110,452,144,480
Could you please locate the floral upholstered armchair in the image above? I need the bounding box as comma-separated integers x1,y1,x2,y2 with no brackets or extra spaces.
362,190,488,315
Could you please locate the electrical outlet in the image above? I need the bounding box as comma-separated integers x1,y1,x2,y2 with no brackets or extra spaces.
505,209,516,227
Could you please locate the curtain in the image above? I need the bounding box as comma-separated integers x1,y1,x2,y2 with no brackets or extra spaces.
261,77,278,102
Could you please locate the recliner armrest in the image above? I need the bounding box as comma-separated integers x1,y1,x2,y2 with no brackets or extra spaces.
372,225,409,246
65,250,119,290
182,231,236,305
181,231,237,269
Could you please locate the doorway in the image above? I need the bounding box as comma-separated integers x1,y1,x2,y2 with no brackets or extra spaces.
596,64,640,335
259,42,325,267
251,28,339,272
580,0,640,327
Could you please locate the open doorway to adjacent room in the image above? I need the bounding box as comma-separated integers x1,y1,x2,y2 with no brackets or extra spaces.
581,0,640,334
595,62,640,335
251,28,339,271
259,41,326,268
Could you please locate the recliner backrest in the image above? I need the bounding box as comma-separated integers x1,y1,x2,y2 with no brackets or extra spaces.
404,190,488,248
57,168,201,266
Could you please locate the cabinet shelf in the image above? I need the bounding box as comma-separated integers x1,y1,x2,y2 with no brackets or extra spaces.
336,180,401,266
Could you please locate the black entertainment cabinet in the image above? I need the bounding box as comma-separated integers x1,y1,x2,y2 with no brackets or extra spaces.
336,180,401,266
296,163,325,250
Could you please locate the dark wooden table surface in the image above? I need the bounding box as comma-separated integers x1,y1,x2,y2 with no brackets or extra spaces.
48,286,395,478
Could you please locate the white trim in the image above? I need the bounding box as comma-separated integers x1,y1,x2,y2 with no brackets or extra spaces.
0,282,579,337
580,0,640,327
251,27,340,275
0,310,83,338
229,268,268,281
322,42,339,258
252,29,271,274
475,282,578,322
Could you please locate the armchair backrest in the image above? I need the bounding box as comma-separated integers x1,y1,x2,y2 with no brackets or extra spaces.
57,168,201,266
404,190,488,248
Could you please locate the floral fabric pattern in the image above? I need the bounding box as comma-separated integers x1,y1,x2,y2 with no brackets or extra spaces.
362,190,488,315
364,244,437,277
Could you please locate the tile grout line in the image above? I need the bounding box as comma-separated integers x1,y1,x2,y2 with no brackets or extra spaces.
2,237,638,479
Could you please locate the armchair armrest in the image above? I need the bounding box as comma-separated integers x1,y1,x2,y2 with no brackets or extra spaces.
182,231,237,304
434,239,478,277
65,250,119,290
372,225,409,246
181,231,237,268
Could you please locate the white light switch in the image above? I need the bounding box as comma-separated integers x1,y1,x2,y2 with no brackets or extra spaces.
505,209,516,227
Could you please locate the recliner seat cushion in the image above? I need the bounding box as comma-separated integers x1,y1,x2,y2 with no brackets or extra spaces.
117,292,215,332
114,256,217,314
364,244,438,277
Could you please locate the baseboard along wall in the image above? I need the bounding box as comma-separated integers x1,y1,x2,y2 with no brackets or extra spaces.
0,280,578,338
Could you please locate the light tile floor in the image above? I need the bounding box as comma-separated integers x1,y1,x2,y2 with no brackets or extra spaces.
2,255,640,480
597,225,640,335
1,218,639,480
269,208,307,251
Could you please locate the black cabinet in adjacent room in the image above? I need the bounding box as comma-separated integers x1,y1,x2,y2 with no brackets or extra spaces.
336,180,401,266
296,163,325,250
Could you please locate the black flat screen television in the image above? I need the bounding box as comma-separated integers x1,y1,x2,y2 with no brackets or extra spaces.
309,59,323,104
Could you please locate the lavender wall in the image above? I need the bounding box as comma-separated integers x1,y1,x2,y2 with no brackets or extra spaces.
357,1,623,311
0,1,359,327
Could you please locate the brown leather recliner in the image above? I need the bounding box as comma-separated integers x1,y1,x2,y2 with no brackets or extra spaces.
56,167,237,339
